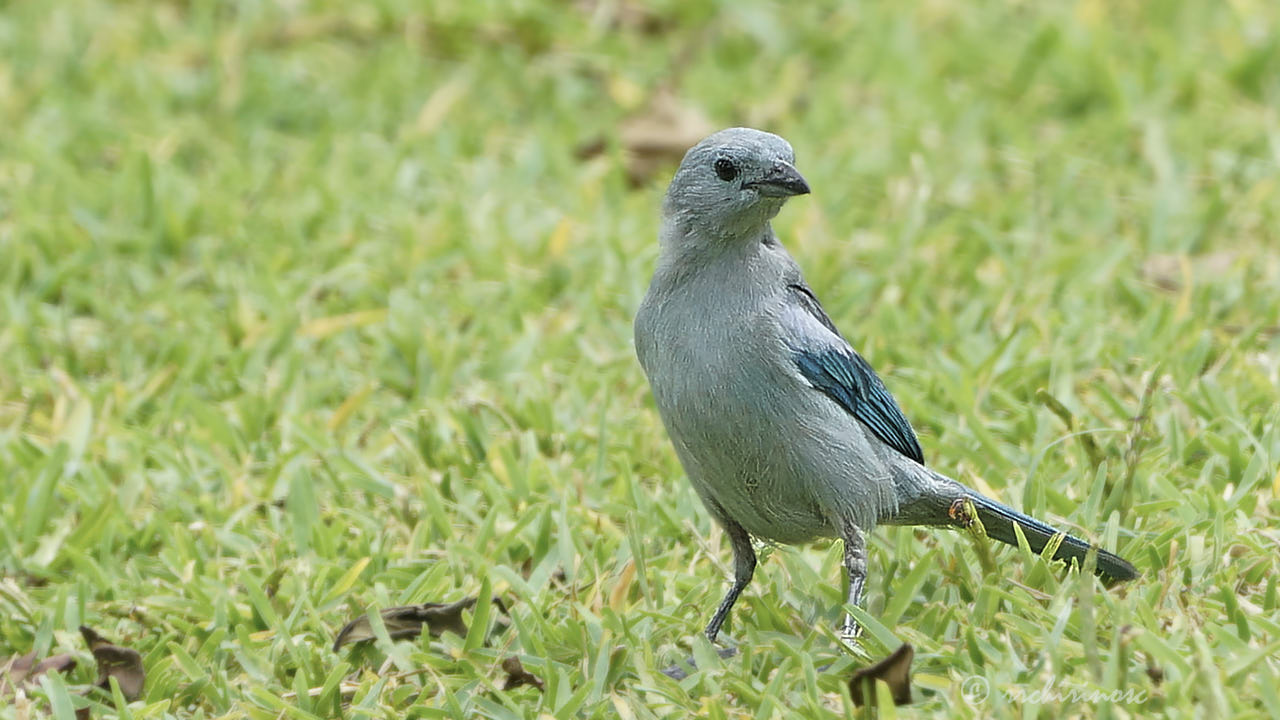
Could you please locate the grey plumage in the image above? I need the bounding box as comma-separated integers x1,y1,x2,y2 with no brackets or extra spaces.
634,127,1137,642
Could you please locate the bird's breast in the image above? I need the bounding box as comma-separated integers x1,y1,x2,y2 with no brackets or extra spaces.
635,276,855,542
643,293,804,463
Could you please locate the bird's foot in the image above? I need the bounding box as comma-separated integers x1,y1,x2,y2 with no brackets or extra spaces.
659,645,739,680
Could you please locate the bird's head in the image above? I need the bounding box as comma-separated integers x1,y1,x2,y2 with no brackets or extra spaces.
662,127,810,241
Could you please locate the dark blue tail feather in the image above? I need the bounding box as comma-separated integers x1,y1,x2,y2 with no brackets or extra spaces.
966,493,1138,582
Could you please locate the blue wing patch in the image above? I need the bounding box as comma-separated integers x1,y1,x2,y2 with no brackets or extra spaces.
787,284,924,464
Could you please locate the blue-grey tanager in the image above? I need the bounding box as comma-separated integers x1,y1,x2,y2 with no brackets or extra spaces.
634,127,1137,642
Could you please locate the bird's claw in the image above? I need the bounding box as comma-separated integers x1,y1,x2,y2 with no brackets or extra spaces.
839,615,864,644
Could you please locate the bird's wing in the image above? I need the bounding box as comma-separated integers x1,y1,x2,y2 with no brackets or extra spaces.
785,283,925,464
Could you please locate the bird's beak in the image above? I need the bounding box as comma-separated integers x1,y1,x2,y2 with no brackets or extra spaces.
745,161,811,197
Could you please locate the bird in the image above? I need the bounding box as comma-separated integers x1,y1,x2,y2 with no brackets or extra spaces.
633,127,1137,643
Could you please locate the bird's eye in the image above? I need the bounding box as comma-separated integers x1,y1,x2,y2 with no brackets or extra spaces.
713,157,739,182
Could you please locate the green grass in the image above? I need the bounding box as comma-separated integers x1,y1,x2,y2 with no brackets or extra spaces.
2,0,1278,717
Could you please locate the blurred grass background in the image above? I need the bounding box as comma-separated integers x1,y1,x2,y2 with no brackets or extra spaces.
1,0,1278,717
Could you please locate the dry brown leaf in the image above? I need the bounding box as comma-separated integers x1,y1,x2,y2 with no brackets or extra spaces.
608,560,636,611
574,0,671,34
618,89,713,186
2,651,38,696
80,626,145,701
333,597,510,651
1,651,77,697
501,656,544,691
849,643,914,707
1140,251,1239,292
578,88,713,187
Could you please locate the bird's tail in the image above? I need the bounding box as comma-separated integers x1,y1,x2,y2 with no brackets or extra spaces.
886,467,1138,582
963,492,1137,582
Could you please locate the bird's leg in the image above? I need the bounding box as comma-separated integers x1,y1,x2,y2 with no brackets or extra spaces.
660,518,754,679
840,525,868,641
703,518,756,643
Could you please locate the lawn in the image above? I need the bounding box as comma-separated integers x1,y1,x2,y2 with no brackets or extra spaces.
1,0,1278,717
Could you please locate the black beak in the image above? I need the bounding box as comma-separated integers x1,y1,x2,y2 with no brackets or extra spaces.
744,161,811,197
